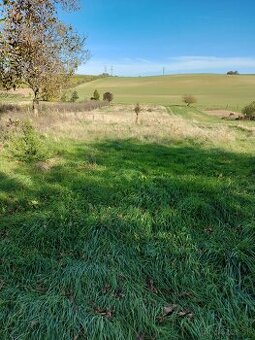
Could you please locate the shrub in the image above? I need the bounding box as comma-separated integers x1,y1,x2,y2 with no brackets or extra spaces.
20,122,46,161
0,118,20,143
242,101,255,120
227,70,239,75
183,95,197,107
93,89,100,101
103,92,113,102
70,90,79,103
8,121,46,162
60,93,68,102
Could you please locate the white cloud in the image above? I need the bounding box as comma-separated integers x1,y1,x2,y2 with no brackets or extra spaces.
78,56,255,76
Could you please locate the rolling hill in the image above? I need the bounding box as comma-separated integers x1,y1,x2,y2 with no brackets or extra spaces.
73,74,255,110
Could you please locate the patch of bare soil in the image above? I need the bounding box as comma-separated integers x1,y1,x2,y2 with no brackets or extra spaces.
204,110,242,119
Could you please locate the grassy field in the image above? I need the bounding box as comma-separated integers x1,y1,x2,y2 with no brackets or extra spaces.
0,104,254,339
73,74,255,110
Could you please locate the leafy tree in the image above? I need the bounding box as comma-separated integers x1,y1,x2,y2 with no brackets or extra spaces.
93,89,100,101
242,101,255,119
183,95,197,107
103,92,113,102
0,0,87,112
70,90,79,102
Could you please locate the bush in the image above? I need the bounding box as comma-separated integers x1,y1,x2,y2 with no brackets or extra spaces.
60,93,68,102
183,95,197,107
93,89,100,101
20,122,46,161
70,91,79,103
0,118,20,143
103,92,113,102
242,101,255,120
227,70,239,75
7,121,46,162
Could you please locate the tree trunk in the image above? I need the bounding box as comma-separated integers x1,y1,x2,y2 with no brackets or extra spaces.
32,88,40,115
135,112,139,124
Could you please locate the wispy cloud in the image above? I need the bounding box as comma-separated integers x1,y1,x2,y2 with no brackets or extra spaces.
78,56,255,76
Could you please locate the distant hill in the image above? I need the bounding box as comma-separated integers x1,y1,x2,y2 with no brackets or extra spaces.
71,74,255,110
68,74,112,88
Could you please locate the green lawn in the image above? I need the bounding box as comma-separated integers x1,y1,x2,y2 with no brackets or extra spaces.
73,74,255,110
0,105,254,339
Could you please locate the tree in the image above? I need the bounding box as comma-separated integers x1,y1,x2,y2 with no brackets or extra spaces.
242,101,255,120
103,92,113,102
93,89,100,101
70,90,79,102
0,0,87,112
183,95,197,107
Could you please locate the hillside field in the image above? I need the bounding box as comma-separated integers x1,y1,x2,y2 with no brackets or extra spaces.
73,74,255,111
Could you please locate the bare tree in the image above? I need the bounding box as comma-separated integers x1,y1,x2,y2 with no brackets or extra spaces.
0,0,87,112
134,103,141,124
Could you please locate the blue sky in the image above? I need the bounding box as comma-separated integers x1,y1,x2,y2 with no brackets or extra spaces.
60,0,255,76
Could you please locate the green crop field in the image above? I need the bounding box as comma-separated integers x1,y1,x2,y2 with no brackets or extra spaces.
0,103,255,339
73,74,255,111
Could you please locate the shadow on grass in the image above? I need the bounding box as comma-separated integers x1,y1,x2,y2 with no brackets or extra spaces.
0,139,254,339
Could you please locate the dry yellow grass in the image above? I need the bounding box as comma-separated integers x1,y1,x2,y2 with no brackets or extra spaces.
2,104,253,153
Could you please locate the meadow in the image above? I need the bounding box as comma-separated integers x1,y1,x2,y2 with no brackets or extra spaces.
0,81,255,339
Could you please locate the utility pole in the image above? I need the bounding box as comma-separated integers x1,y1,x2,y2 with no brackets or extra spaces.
104,65,108,74
163,67,165,76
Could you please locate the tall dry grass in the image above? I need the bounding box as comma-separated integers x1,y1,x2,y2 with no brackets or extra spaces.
1,103,254,152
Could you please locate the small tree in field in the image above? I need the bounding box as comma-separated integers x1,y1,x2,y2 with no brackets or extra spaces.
93,90,100,101
183,95,197,107
70,91,79,103
134,103,141,124
242,101,255,120
103,92,113,103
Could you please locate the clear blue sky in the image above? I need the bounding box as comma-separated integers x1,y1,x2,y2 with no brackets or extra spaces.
60,0,255,76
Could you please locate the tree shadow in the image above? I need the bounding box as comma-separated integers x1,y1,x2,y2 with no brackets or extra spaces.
0,139,254,338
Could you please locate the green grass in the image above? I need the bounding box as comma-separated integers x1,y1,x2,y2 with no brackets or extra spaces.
67,74,109,88
0,107,255,339
73,74,255,110
0,92,26,103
